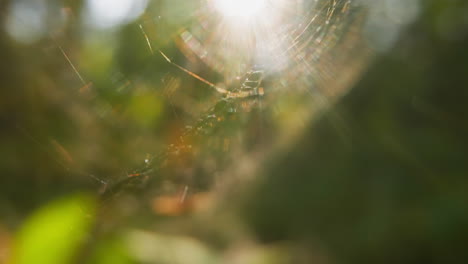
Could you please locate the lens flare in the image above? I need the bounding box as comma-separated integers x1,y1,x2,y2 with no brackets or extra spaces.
213,0,267,19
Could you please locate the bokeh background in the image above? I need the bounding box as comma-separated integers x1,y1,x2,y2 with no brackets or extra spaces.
1,0,467,263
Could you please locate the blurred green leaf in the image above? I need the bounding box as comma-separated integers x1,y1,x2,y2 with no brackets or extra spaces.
126,91,164,128
9,194,96,264
90,235,134,264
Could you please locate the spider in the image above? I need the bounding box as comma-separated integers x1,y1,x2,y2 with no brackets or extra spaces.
158,50,265,99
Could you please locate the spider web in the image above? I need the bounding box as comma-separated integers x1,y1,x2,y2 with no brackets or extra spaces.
0,0,425,261
93,0,372,205
1,0,391,212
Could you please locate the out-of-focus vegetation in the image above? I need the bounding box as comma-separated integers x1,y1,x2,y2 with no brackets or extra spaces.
1,0,467,263
8,195,95,264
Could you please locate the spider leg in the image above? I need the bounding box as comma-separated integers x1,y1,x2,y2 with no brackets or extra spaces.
158,50,229,95
159,50,265,99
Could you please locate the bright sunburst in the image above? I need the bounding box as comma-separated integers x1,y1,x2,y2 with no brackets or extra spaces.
213,0,267,19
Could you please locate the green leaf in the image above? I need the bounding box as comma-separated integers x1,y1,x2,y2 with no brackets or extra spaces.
9,194,96,264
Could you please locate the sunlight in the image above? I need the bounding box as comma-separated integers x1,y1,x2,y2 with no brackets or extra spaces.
5,0,48,44
213,0,267,19
203,0,291,73
85,0,148,29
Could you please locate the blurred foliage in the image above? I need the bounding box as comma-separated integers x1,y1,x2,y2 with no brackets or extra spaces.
8,194,95,264
0,0,468,263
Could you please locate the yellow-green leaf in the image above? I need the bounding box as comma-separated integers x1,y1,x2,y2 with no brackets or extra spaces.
9,194,96,264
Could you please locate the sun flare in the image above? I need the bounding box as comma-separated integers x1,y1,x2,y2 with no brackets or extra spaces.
213,0,267,19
